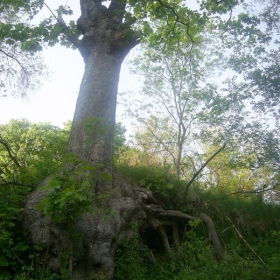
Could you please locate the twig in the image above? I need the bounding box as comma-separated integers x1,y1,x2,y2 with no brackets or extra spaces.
0,49,26,71
43,2,59,22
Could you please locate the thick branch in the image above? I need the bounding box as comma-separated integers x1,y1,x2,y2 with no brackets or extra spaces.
43,2,82,49
144,205,197,221
185,143,226,191
172,222,181,252
93,0,102,7
109,0,127,22
159,220,182,252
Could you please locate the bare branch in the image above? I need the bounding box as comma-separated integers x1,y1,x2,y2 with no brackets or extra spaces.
93,0,102,7
145,206,198,221
199,212,224,260
185,143,226,191
226,216,268,268
0,48,26,71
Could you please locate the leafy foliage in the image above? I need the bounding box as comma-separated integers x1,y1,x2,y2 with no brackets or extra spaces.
118,163,187,208
37,155,107,225
0,119,69,279
0,119,69,186
114,225,149,280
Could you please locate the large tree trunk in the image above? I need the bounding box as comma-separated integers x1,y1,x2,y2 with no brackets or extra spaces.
22,2,224,279
23,2,143,279
23,174,144,279
68,0,138,165
68,49,123,164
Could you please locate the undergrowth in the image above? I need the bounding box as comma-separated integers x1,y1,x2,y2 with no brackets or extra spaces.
1,136,280,278
114,163,280,280
113,229,280,280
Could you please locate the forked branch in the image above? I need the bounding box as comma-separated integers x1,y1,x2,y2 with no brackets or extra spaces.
0,135,21,168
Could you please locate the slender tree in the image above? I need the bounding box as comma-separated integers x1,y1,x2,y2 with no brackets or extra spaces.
125,23,223,178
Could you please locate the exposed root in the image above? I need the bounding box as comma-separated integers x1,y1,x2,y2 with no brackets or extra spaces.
22,177,224,280
138,187,224,260
198,212,224,260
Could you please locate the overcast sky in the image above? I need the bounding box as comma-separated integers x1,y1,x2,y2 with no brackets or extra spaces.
0,0,141,127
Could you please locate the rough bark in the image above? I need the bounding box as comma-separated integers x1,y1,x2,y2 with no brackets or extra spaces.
22,179,224,279
22,173,144,279
68,49,123,165
22,2,142,279
68,0,138,164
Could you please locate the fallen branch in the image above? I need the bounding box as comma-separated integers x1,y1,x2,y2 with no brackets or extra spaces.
226,216,268,268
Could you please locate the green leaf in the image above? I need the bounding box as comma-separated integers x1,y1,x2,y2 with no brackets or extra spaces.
101,172,112,181
0,255,9,267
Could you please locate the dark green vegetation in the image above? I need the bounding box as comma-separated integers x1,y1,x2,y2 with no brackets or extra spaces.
0,120,280,279
1,0,280,279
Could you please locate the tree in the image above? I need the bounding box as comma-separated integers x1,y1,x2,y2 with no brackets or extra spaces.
0,119,70,279
123,20,225,178
0,2,47,97
0,119,69,185
211,0,280,158
2,0,275,279
18,1,226,278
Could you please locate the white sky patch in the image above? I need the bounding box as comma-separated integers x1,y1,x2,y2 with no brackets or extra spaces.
0,0,142,128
